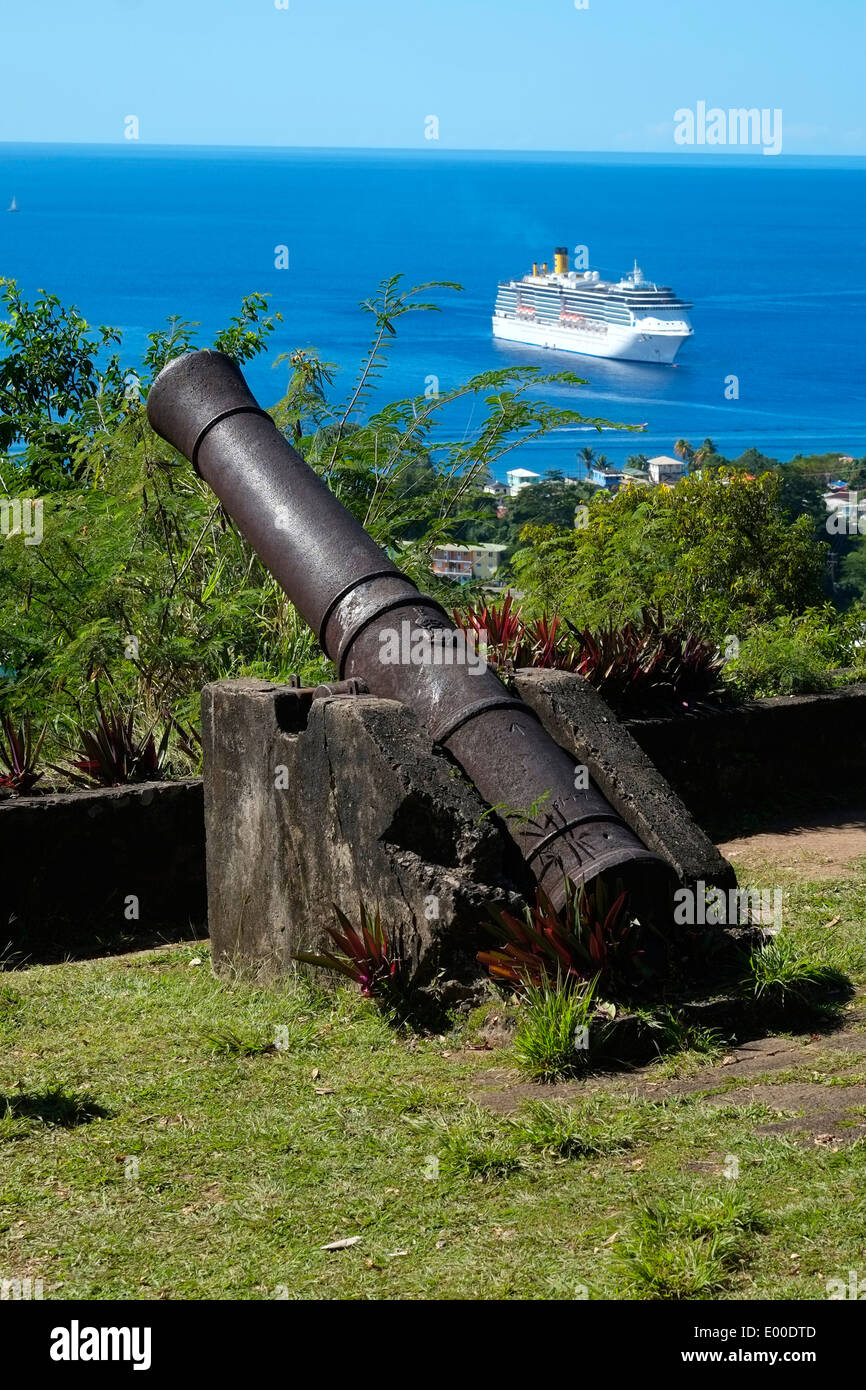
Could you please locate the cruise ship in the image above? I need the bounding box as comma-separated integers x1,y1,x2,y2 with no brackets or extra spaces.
492,247,693,364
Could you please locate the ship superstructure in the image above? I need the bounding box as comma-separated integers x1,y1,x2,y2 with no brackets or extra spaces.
492,247,693,363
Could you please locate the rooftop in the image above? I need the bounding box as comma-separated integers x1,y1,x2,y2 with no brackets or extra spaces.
432,542,507,554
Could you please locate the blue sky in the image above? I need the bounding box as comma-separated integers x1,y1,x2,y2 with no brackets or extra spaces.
2,0,863,154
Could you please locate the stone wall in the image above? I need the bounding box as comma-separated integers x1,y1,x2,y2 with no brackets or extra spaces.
0,780,206,961
6,680,863,968
626,684,866,838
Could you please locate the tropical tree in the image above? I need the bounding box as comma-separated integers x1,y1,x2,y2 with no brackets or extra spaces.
512,468,827,637
0,280,125,487
674,438,696,470
0,275,635,743
693,438,719,469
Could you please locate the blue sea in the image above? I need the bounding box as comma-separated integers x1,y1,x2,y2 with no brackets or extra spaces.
1,143,865,478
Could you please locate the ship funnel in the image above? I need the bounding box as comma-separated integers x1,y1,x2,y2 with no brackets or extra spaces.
554,246,569,275
532,262,539,277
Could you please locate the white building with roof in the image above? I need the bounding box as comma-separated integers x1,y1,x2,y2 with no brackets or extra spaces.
647,455,684,486
505,467,540,497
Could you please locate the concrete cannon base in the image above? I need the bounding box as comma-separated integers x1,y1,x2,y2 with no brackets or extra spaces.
201,675,736,995
200,679,530,994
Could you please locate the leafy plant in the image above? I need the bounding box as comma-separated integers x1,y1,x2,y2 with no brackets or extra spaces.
453,595,578,672
524,613,576,669
566,606,725,715
479,879,642,993
0,714,46,795
652,1008,726,1058
724,613,838,698
452,593,531,669
513,974,612,1081
454,599,724,713
60,704,172,786
169,716,203,771
294,904,404,1003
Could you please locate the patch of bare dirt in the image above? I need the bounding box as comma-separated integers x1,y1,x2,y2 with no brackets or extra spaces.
719,807,866,879
471,1012,866,1145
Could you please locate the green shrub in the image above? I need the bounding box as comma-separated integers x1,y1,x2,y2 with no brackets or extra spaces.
725,613,836,697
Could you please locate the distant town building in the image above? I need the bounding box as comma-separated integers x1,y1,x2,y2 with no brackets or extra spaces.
588,466,626,491
431,542,508,583
647,455,685,486
506,468,540,497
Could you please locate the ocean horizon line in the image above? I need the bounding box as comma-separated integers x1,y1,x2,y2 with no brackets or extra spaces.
1,141,864,168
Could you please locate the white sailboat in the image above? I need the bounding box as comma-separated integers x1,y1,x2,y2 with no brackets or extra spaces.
7,195,17,212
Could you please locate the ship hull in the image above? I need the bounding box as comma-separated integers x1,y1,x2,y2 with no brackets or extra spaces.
492,315,689,364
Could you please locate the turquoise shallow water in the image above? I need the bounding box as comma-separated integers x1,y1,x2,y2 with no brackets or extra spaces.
1,143,864,476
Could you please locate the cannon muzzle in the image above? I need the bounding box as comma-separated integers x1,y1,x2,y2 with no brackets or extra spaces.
147,350,675,915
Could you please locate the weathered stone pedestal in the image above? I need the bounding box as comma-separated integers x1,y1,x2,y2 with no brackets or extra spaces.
513,669,735,891
201,673,735,992
201,679,530,989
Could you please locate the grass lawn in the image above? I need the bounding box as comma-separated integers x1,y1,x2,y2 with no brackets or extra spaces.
1,863,865,1301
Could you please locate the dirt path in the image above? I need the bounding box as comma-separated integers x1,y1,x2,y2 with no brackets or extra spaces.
472,1012,866,1144
719,807,866,879
470,811,866,1144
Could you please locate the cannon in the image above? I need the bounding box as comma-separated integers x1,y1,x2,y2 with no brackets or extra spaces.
147,350,675,918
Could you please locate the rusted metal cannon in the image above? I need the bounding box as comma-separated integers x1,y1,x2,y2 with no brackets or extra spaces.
147,350,675,916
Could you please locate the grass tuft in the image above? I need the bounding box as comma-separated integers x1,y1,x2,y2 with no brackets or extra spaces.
1,1085,107,1129
513,975,610,1081
509,1097,638,1159
653,1008,727,1058
202,1025,276,1057
414,1107,523,1181
0,983,22,1016
743,935,850,1011
616,1185,767,1300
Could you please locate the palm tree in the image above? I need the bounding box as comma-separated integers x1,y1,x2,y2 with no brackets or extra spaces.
579,445,597,475
693,438,718,469
626,453,649,473
674,439,696,470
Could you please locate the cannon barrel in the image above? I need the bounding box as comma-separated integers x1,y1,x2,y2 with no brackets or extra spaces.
147,350,674,914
